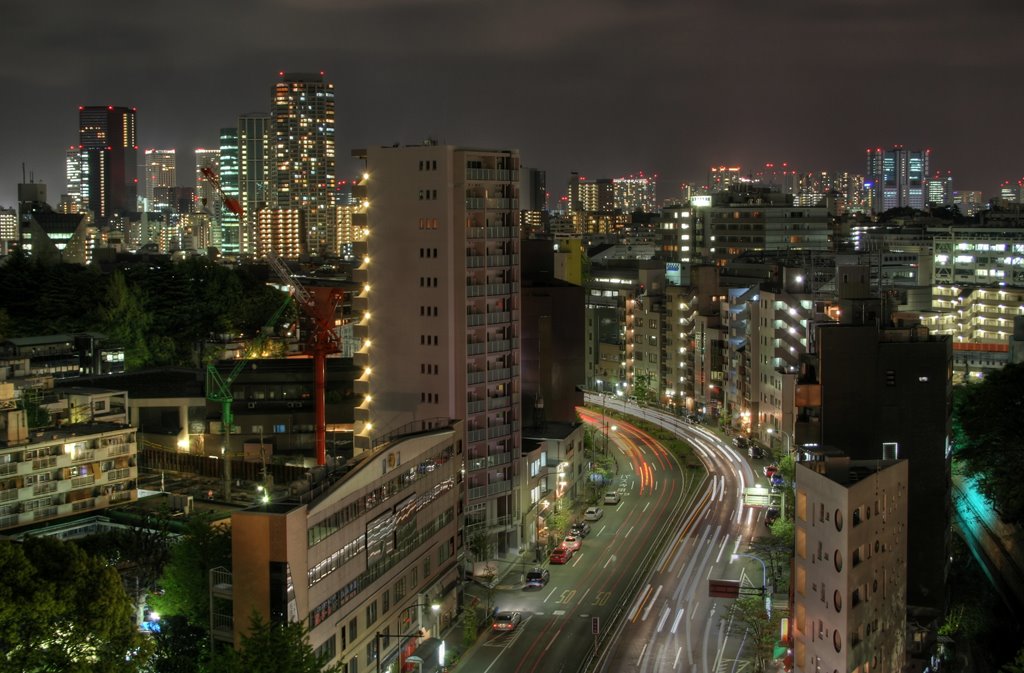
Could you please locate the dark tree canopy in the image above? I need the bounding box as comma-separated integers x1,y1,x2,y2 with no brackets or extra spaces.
150,514,232,629
0,537,153,673
206,612,343,673
954,362,1024,524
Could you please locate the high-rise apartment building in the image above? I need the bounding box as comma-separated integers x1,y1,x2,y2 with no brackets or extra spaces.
78,106,138,221
568,173,614,212
219,128,240,253
613,174,657,213
143,149,176,210
64,146,84,213
792,457,908,671
353,144,523,554
238,113,271,256
866,146,930,212
271,72,336,256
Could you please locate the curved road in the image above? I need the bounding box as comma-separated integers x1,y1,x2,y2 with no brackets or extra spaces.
590,397,773,673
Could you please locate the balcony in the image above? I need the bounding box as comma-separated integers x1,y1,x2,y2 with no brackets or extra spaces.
487,368,512,382
467,371,486,385
467,452,512,471
467,313,487,327
487,424,512,439
467,429,487,443
467,342,487,356
468,478,513,500
488,395,511,410
465,168,519,182
467,400,486,414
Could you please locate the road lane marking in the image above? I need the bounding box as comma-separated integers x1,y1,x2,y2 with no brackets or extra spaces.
670,608,684,634
642,585,663,621
603,554,616,569
656,605,671,632
625,525,635,539
715,533,730,564
629,584,652,622
636,643,648,667
643,501,651,513
674,646,683,669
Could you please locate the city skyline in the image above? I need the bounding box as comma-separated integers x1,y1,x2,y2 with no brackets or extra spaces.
2,0,1023,209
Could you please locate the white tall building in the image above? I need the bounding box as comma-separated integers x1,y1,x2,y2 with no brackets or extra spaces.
793,458,908,672
353,143,523,554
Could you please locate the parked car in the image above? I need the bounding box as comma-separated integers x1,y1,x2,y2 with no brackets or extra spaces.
748,444,764,459
770,473,786,489
603,491,622,505
562,534,582,552
570,521,591,537
764,507,781,527
549,546,573,564
524,567,550,589
763,464,779,478
733,436,749,449
584,507,604,521
491,610,522,632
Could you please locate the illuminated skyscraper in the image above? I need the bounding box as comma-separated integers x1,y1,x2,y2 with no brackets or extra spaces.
143,149,176,210
928,170,953,207
238,113,271,255
613,174,657,212
65,146,83,213
78,105,138,220
866,146,930,212
219,127,240,253
270,72,336,256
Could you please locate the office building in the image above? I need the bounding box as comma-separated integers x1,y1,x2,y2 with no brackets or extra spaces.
931,226,1024,286
143,149,176,210
353,144,523,556
219,128,240,253
65,146,84,213
221,422,463,673
239,113,271,256
78,105,138,221
866,146,930,212
928,170,953,207
271,72,336,256
792,457,908,672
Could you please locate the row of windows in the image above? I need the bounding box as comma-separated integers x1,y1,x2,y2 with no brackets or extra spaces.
418,160,438,171
419,248,438,258
418,189,438,200
307,443,457,548
420,364,439,375
418,218,439,229
420,335,439,346
308,535,366,587
420,277,438,287
421,392,439,404
420,306,439,316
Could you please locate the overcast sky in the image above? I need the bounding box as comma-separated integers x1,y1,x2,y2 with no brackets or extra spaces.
2,0,1022,208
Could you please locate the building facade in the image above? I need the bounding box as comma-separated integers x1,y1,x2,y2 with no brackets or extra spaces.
353,144,523,556
78,105,138,221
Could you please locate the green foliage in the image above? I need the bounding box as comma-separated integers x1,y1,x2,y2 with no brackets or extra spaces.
1000,646,1024,673
99,270,153,370
206,612,342,673
462,604,478,646
547,507,570,539
18,391,52,429
0,537,153,673
953,363,1024,524
468,531,493,562
152,615,207,673
727,595,780,673
768,516,794,549
633,371,654,406
150,515,232,629
75,517,172,601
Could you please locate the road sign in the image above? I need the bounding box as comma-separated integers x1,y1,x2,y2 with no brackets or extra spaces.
708,578,741,599
592,617,600,635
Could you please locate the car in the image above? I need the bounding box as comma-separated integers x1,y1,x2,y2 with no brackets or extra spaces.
562,534,582,551
764,507,781,527
763,464,779,478
770,472,785,488
524,567,550,589
603,491,621,505
549,546,573,564
733,436,749,449
584,507,604,521
570,521,591,537
748,444,764,459
491,610,522,632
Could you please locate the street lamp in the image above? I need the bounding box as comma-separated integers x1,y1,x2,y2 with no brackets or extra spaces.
767,427,792,456
731,552,771,618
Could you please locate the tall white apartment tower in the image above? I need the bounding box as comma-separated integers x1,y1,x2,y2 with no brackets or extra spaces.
793,458,908,672
353,144,523,554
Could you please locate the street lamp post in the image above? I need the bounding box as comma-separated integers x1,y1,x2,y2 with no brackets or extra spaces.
731,552,772,618
767,427,792,457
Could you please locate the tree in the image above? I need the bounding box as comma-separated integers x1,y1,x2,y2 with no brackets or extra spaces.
727,595,779,673
150,514,232,629
151,615,207,673
0,537,153,673
953,363,1024,524
633,370,654,406
205,612,343,673
99,270,153,370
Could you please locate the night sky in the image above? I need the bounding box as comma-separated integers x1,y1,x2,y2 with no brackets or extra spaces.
3,0,1022,208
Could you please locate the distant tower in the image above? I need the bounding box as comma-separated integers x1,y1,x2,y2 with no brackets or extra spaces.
143,149,176,210
219,127,240,253
194,148,220,217
866,146,930,212
65,146,84,213
270,72,336,256
78,105,138,221
238,113,271,255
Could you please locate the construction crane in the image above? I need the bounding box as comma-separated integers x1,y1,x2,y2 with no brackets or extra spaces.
198,166,244,216
206,295,293,500
266,252,346,467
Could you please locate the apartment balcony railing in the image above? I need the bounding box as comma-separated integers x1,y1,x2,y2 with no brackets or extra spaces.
468,478,513,500
468,342,487,356
467,429,488,443
467,313,487,327
467,451,512,472
487,368,512,382
467,400,486,414
467,371,486,385
488,395,511,410
465,168,519,182
487,423,512,439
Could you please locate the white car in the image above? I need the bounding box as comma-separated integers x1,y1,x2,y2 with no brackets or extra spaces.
603,492,621,505
584,506,604,521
